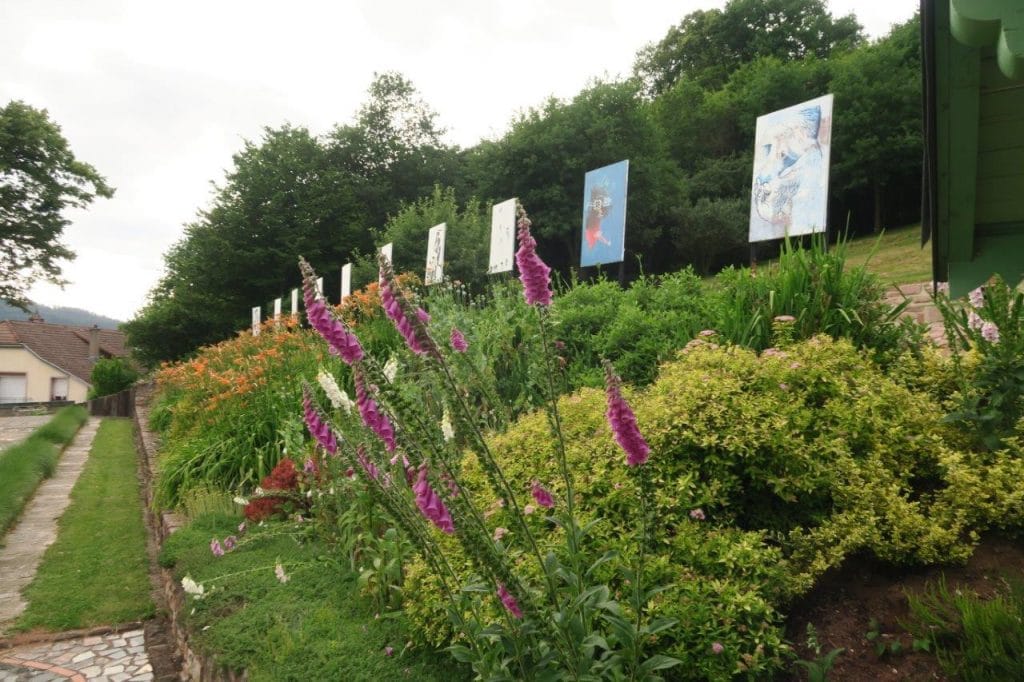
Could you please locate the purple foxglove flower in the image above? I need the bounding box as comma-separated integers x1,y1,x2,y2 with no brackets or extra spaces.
514,204,553,307
303,458,316,475
238,521,247,534
981,321,1000,344
449,327,468,352
384,646,394,657
969,286,985,309
712,642,724,655
223,535,237,551
413,464,455,534
416,308,431,324
302,387,338,456
531,481,555,509
497,583,523,619
604,363,650,467
689,508,705,521
299,258,364,364
210,538,224,557
354,369,397,452
379,258,432,355
968,311,984,331
356,445,379,481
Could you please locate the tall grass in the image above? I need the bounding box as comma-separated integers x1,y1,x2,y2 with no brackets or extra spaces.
0,405,88,537
708,235,923,359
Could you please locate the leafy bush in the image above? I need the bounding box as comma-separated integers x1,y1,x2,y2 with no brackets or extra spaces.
553,269,710,387
707,236,923,361
404,336,996,678
935,275,1024,449
88,357,139,398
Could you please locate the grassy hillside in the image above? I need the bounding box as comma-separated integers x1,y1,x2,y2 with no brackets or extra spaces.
844,224,932,286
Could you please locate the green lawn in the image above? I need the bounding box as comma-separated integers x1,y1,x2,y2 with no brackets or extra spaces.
159,514,469,682
842,224,932,286
14,418,154,630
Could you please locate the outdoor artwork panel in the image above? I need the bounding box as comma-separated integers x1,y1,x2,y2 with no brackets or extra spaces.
273,298,281,320
380,243,393,266
580,160,629,267
251,306,261,336
290,288,298,318
489,198,516,274
341,263,352,300
749,93,834,242
425,223,446,285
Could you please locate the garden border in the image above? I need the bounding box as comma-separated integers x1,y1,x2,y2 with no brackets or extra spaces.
133,382,246,682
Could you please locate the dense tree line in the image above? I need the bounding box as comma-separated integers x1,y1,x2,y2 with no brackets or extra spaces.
124,0,923,364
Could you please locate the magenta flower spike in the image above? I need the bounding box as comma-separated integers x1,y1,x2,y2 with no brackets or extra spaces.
413,464,455,534
531,481,555,509
497,583,524,619
604,362,650,467
354,369,397,452
356,445,380,481
450,327,468,352
210,538,224,557
379,257,432,355
514,203,553,307
299,258,364,364
302,386,338,456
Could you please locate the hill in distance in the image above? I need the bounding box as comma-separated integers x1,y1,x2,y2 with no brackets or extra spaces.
0,301,122,329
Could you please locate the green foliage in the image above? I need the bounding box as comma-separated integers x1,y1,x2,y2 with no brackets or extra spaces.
88,357,140,398
936,276,1024,449
31,404,88,444
0,100,114,309
14,419,154,631
707,236,923,360
907,576,1024,682
553,269,710,387
159,514,467,681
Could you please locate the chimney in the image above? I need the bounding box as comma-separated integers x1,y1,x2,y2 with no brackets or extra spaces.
88,325,100,362
28,312,44,323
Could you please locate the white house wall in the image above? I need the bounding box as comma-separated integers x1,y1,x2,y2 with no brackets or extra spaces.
0,347,89,403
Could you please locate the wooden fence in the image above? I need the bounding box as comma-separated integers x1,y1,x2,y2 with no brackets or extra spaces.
88,386,135,417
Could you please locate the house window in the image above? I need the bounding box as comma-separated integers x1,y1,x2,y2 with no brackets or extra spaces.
0,374,28,403
51,377,69,401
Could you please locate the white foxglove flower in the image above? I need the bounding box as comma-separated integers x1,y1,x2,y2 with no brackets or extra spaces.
275,561,290,584
383,356,399,382
441,408,454,442
317,370,353,413
233,496,248,506
181,576,205,598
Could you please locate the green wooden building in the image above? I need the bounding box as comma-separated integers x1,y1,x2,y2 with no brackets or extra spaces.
922,0,1024,295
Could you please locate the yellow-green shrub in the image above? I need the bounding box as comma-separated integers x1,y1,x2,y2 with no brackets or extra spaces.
404,335,1005,679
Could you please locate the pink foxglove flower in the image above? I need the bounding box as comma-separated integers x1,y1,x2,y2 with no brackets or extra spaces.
497,583,523,619
514,203,553,306
712,642,724,655
302,387,338,456
523,504,536,516
689,508,705,521
969,286,985,309
356,445,379,481
981,321,1000,344
223,535,237,551
416,308,431,324
413,464,455,534
450,327,468,352
354,369,397,452
379,257,432,355
238,521,247,535
604,363,650,467
531,481,555,509
275,561,289,584
493,527,508,541
210,538,224,557
299,258,364,364
968,311,984,331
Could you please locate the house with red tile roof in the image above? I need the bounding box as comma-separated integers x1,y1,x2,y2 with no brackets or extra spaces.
0,317,128,404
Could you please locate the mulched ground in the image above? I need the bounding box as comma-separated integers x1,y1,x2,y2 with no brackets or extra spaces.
785,534,1024,681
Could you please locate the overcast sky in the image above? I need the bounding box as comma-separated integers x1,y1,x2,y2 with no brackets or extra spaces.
2,0,918,321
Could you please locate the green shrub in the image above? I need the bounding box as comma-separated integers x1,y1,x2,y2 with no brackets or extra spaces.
31,405,88,444
553,269,710,387
88,357,140,399
403,336,998,678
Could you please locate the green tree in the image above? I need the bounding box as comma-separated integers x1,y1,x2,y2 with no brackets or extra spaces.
635,0,862,94
0,101,114,309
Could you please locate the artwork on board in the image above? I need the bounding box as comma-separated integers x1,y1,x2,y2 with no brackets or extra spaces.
380,243,393,266
251,306,261,336
749,93,834,243
425,223,447,285
273,298,281,320
489,198,516,274
580,160,629,267
341,263,352,301
290,288,298,319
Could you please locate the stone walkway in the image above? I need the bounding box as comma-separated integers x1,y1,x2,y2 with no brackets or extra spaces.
0,629,152,681
0,417,52,451
0,418,101,625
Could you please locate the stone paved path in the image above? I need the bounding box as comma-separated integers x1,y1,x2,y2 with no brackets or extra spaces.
0,417,52,451
0,629,152,681
0,418,101,626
